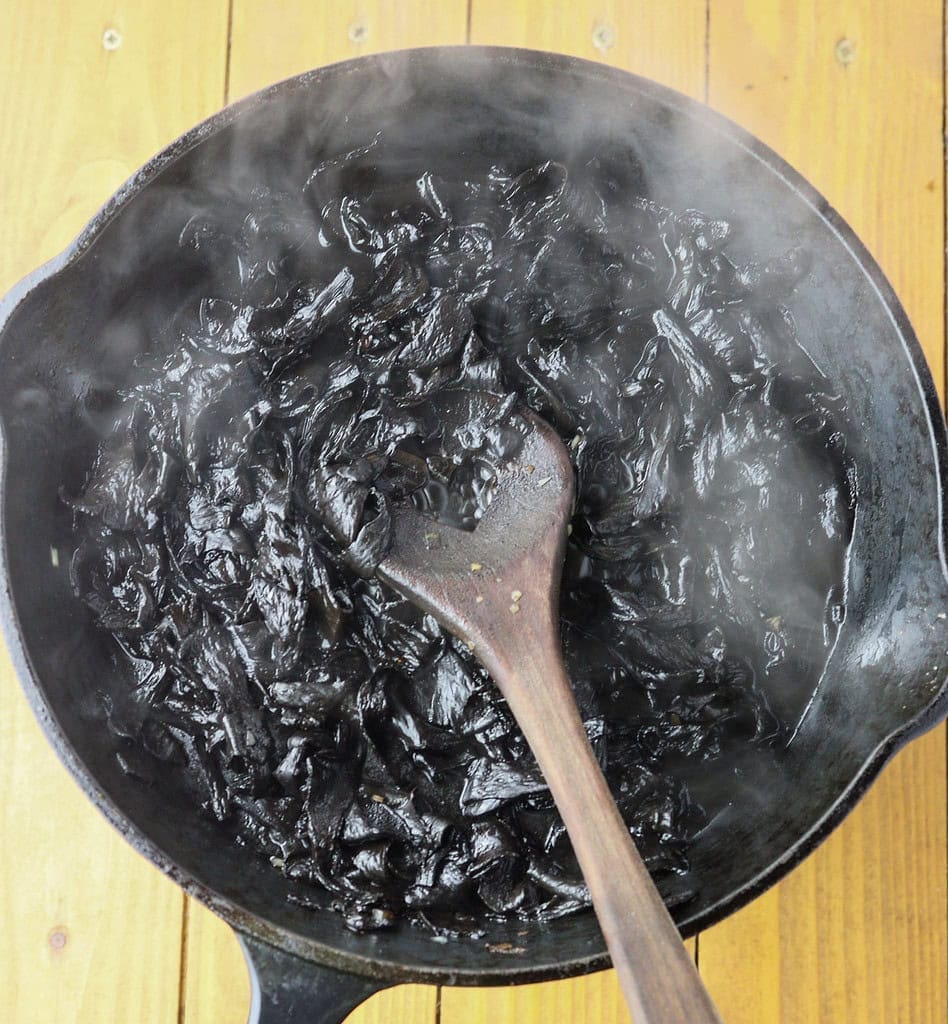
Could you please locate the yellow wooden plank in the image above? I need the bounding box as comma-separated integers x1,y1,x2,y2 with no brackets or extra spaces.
699,731,947,1024
706,0,945,400
700,1,947,1021
180,10,467,1024
179,902,251,1024
440,3,706,1021
0,3,229,1023
442,971,637,1024
0,2,228,294
345,983,439,1024
441,942,698,1024
181,898,436,1024
469,0,707,99
229,0,471,101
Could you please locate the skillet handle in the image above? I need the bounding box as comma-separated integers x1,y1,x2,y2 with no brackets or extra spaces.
240,934,390,1024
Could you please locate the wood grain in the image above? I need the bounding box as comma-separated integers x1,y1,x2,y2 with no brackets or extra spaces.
0,3,228,1023
699,1,948,1021
180,901,251,1024
0,2,228,294
344,983,439,1024
468,0,707,99
229,0,470,101
443,972,644,1024
699,731,948,1024
181,896,438,1024
706,0,944,401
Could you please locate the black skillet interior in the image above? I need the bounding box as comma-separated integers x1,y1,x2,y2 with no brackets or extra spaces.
0,48,946,989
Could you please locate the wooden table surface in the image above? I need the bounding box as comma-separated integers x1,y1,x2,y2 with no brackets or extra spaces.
1,3,945,1022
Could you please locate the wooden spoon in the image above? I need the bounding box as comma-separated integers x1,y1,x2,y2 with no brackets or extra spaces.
378,403,722,1024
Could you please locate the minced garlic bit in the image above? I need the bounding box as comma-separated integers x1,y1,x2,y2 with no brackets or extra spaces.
486,942,526,954
371,793,386,803
509,603,520,614
475,595,484,603
470,562,482,571
510,589,522,601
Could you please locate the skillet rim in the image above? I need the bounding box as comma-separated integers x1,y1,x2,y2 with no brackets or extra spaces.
0,45,945,986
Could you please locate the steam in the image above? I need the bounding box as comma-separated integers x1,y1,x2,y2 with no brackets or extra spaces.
57,50,858,924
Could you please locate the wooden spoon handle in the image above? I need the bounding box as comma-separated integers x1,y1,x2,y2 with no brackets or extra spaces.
480,619,722,1024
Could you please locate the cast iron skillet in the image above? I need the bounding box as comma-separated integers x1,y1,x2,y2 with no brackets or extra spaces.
1,47,945,1023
